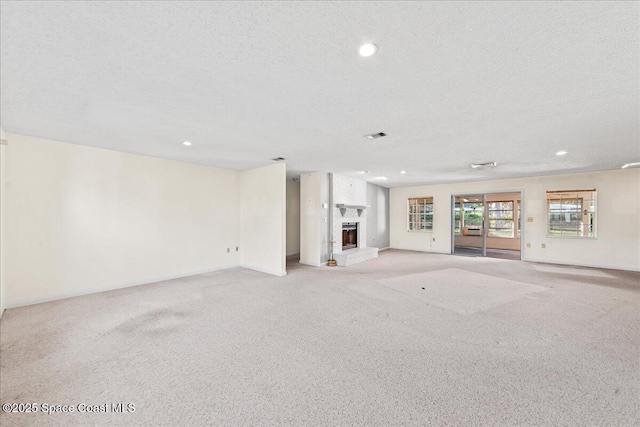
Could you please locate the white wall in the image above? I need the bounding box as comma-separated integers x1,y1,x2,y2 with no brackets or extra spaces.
366,183,390,249
4,133,242,307
299,172,329,266
286,181,300,256
390,169,640,271
240,163,287,276
0,128,6,317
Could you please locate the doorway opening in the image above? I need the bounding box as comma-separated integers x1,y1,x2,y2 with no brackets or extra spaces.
452,192,522,260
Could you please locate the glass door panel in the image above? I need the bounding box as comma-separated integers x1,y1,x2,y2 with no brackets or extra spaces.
453,195,485,257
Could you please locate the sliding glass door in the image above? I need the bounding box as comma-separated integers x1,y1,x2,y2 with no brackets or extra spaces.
452,195,486,257
452,192,523,260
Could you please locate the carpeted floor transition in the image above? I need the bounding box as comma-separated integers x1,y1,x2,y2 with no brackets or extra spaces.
1,249,638,426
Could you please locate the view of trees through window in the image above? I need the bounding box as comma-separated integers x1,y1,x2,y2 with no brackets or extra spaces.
454,198,520,238
547,189,596,237
408,197,433,231
488,201,514,238
454,202,484,235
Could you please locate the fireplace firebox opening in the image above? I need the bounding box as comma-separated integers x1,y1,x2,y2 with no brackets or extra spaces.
342,222,358,250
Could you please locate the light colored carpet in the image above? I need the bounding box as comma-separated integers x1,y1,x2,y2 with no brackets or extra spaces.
376,268,548,315
1,250,639,426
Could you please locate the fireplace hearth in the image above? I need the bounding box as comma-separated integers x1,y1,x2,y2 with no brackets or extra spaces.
342,222,358,250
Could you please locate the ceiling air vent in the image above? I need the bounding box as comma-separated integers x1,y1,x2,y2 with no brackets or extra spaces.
272,157,286,161
470,161,497,169
364,132,386,140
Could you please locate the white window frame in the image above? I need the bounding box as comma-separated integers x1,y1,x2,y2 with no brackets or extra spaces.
546,189,597,238
408,197,434,232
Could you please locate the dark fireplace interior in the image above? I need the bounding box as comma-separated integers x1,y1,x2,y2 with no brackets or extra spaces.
342,223,358,250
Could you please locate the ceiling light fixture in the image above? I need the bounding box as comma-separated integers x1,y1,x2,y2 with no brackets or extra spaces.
470,161,497,169
556,151,568,156
400,170,406,174
358,43,377,57
373,176,388,181
621,162,640,169
358,170,369,174
182,141,192,146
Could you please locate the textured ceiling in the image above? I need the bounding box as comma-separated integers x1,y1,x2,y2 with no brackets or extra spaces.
1,1,638,187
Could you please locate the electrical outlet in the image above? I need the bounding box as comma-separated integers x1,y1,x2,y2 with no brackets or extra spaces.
541,243,546,249
526,243,531,248
227,248,230,253
527,217,534,222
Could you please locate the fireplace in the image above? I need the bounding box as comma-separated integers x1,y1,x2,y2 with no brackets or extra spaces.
342,222,358,250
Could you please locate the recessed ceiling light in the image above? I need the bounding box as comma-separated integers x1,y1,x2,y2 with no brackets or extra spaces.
373,176,388,181
358,170,369,174
400,170,406,174
364,132,386,139
182,141,192,146
621,162,640,169
358,43,377,57
556,151,568,156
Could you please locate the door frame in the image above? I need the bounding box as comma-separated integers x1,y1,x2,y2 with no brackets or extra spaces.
451,190,525,258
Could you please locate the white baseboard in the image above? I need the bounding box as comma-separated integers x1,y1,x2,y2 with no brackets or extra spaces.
299,260,323,267
240,264,287,277
378,247,391,252
301,261,330,267
390,247,451,255
522,258,640,272
4,264,241,310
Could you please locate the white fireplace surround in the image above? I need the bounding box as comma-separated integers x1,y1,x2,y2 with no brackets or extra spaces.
330,174,378,266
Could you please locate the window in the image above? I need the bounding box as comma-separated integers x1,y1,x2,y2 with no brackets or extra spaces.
488,201,514,238
408,197,433,231
455,201,484,235
547,189,596,238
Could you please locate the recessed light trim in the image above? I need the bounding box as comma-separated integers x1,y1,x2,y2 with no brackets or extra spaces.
182,141,192,146
357,170,369,174
373,176,388,181
358,43,377,57
621,162,640,169
556,151,568,156
400,170,406,174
